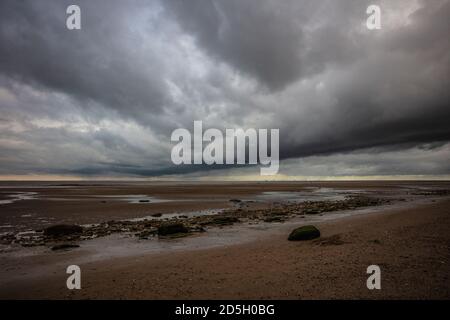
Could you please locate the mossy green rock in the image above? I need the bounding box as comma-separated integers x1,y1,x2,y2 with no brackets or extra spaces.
288,225,320,241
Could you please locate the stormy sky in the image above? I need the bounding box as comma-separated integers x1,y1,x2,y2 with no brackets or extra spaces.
0,0,449,180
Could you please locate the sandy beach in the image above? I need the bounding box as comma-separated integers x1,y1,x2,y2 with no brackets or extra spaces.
1,0,449,306
0,181,449,299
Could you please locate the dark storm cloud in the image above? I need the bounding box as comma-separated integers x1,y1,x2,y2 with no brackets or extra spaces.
163,0,370,91
0,0,168,121
164,0,450,161
163,0,305,90
0,0,449,177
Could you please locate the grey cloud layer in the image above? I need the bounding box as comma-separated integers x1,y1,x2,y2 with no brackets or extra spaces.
165,0,450,159
0,0,449,177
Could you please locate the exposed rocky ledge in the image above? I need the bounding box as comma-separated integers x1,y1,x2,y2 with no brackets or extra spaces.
0,195,392,248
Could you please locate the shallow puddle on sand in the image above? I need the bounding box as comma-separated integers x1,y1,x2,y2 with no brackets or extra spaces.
97,194,173,204
0,192,38,205
253,187,353,203
126,208,224,222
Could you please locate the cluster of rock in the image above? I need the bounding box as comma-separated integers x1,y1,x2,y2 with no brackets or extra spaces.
0,195,390,248
410,189,450,196
231,196,390,223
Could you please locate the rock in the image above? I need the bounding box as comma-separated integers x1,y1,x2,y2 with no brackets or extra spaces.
190,226,206,233
229,199,242,203
51,243,80,251
136,228,157,239
151,213,162,217
44,224,83,237
263,216,285,223
139,199,150,203
211,216,239,225
303,208,319,215
288,225,320,241
158,222,188,236
313,234,345,246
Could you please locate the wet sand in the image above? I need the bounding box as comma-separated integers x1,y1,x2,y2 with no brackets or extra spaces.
0,181,449,299
0,180,447,230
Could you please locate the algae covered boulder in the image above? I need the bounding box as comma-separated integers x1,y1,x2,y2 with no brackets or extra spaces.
158,222,188,236
288,225,320,241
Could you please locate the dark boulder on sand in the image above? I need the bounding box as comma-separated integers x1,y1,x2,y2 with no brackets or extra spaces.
44,224,83,237
158,222,188,236
288,225,320,241
51,243,80,251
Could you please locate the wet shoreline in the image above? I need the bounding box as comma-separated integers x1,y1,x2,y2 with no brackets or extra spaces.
0,182,449,257
0,195,448,295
